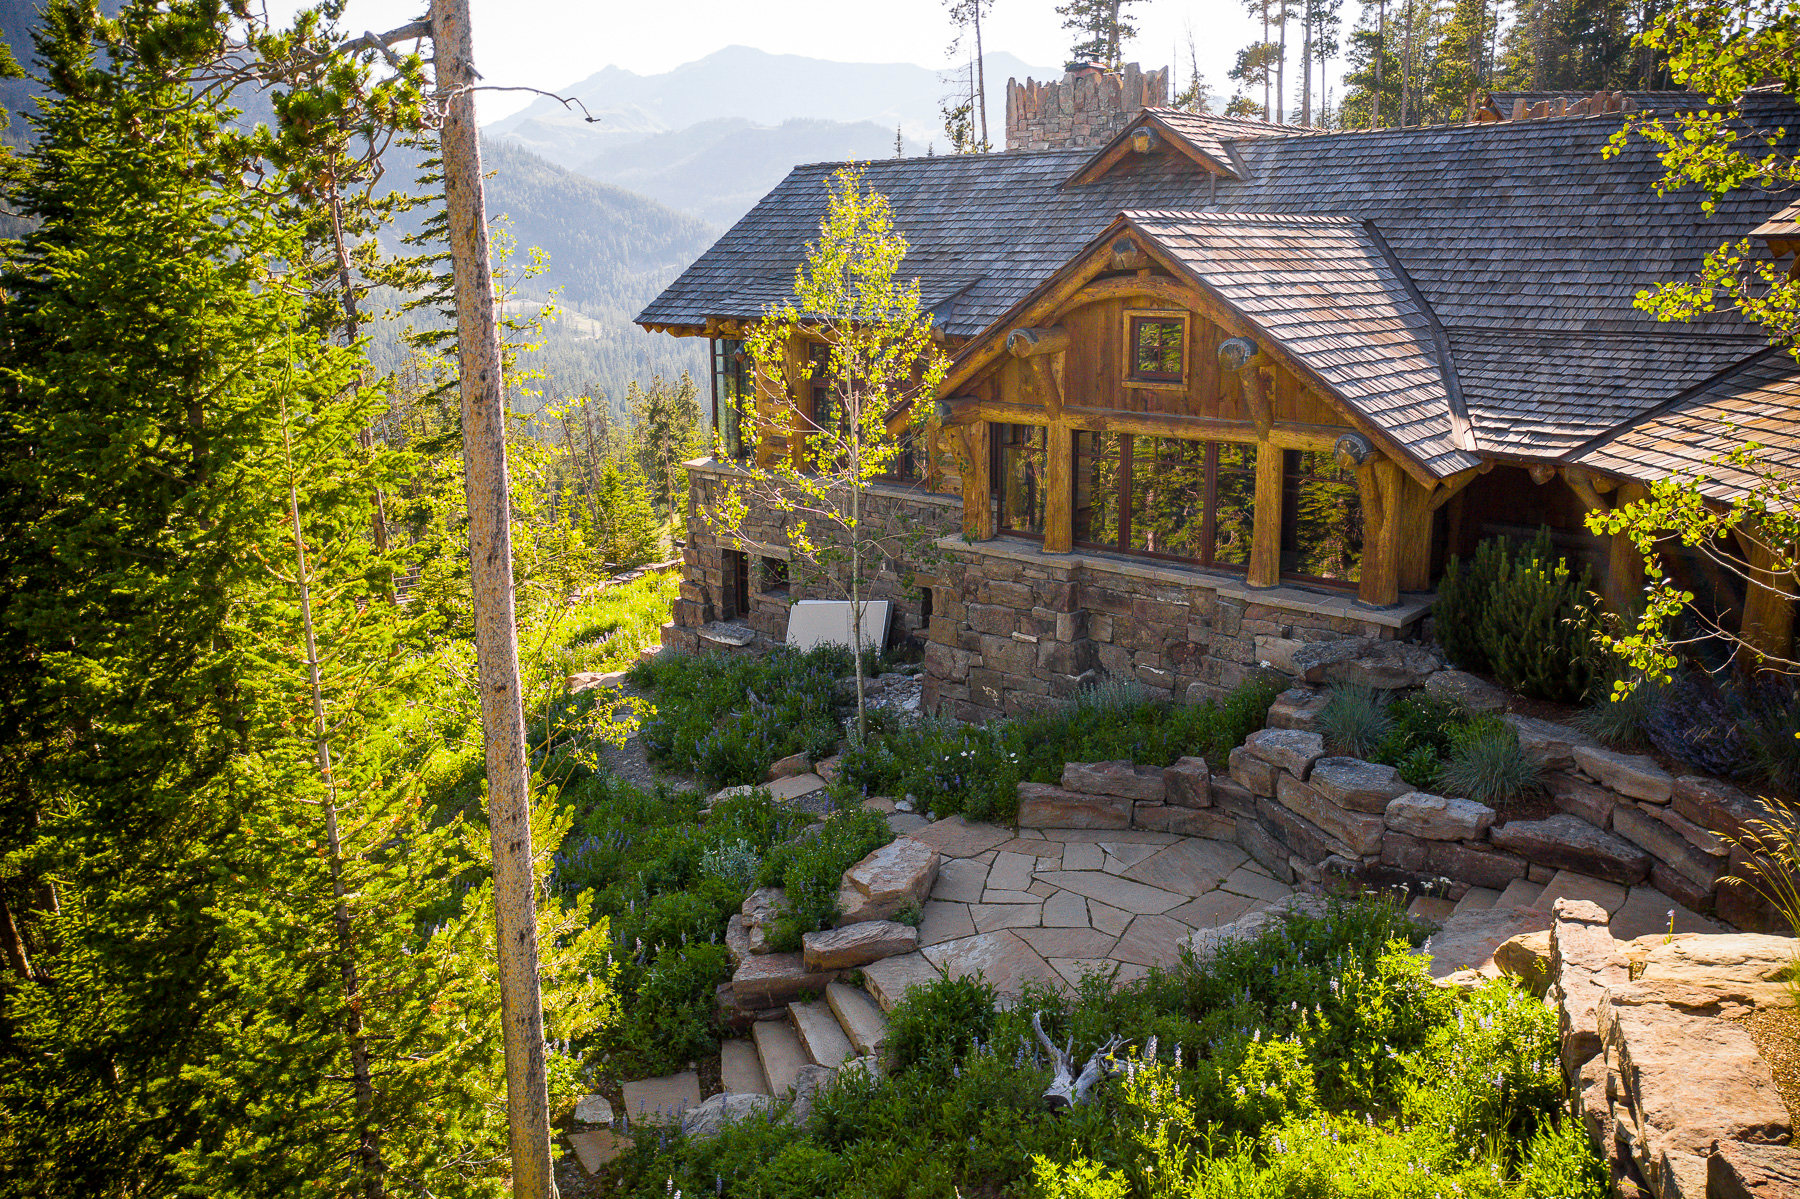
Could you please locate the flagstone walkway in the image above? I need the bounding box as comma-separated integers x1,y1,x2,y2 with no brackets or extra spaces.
875,815,1292,997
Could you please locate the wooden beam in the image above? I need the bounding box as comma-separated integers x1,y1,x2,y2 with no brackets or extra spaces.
1065,275,1193,312
1738,534,1797,667
1249,442,1283,588
1396,473,1436,592
938,397,1342,449
941,253,1121,393
1605,481,1649,614
1240,359,1274,437
1355,457,1404,607
1043,422,1073,553
1427,464,1486,511
1130,127,1158,154
1109,235,1148,271
1007,326,1070,358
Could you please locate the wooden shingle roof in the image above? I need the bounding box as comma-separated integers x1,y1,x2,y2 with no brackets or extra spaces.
1570,349,1800,500
636,91,1800,487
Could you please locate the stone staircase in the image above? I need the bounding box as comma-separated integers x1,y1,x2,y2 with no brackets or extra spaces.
725,981,892,1096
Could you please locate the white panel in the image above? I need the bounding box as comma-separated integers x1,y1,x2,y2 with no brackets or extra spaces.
785,599,892,653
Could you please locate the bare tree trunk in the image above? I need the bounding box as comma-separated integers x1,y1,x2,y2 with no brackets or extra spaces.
1301,7,1313,125
0,891,33,980
1262,0,1272,118
1373,0,1385,126
428,3,556,1197
323,165,393,570
973,1,988,149
281,399,385,1199
1399,0,1415,126
1277,0,1288,123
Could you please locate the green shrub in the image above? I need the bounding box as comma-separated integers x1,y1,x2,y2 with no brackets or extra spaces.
614,941,732,1077
1317,684,1392,757
757,807,892,946
1438,718,1544,807
887,975,999,1073
1436,529,1602,703
1572,678,1662,750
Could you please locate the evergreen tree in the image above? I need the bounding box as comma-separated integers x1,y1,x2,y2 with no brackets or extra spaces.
628,371,703,521
1055,0,1145,69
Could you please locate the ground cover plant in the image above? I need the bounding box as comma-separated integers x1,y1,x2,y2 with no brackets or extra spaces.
609,893,1605,1199
1319,685,1543,807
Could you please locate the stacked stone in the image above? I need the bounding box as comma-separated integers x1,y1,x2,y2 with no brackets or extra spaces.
1014,757,1224,837
1004,63,1171,152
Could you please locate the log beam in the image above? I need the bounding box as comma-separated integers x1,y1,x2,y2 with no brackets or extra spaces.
1396,473,1436,592
1249,443,1283,588
1355,457,1405,607
1735,532,1797,667
1043,422,1073,553
938,397,1341,450
1007,326,1070,358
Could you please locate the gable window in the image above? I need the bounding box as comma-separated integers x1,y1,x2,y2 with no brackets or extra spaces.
1073,432,1253,569
1280,449,1363,585
994,423,1047,537
710,337,749,459
1127,312,1187,385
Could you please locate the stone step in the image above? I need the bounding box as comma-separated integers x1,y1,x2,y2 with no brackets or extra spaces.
825,981,890,1059
789,999,854,1070
1497,878,1546,909
860,951,944,1012
751,1018,809,1097
719,1037,770,1095
1453,886,1501,916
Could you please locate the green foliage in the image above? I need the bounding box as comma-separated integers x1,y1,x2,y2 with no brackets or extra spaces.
635,644,852,785
1572,669,1663,751
1438,718,1545,808
1435,530,1600,702
757,808,893,947
617,894,1599,1198
887,976,1000,1072
1318,684,1393,757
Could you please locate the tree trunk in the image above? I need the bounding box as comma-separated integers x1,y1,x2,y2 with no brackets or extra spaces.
1262,0,1272,119
1277,0,1288,123
1373,0,1385,126
428,3,556,1197
323,164,392,573
1399,0,1415,126
0,891,33,980
974,2,988,149
1301,13,1313,125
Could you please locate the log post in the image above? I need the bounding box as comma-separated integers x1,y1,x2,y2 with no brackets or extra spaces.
1043,421,1073,552
1605,482,1649,614
1735,532,1796,667
1396,473,1436,592
1249,443,1283,588
970,420,994,539
1355,457,1404,607
428,1,554,1195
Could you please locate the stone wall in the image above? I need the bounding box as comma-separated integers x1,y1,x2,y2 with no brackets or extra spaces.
921,542,1427,722
1004,63,1170,152
665,460,961,654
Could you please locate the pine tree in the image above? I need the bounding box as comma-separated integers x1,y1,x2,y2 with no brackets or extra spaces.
628,372,703,521
1055,0,1145,69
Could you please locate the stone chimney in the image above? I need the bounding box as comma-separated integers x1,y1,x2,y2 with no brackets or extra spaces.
1005,62,1170,152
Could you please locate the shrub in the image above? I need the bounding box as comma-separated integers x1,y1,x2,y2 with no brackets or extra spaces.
1317,684,1392,758
1435,529,1602,703
1438,718,1543,807
757,807,892,946
1575,671,1664,751
887,975,999,1072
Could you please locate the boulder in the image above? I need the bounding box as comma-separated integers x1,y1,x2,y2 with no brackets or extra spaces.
1494,929,1552,996
568,669,630,694
741,888,788,954
1266,687,1331,732
1255,635,1309,676
1382,831,1528,890
725,914,754,967
1634,932,1800,994
679,1092,779,1140
1016,782,1132,829
573,1094,614,1126
1424,669,1510,714
783,1063,838,1127
1709,1140,1800,1199
1289,638,1372,683
1061,760,1167,801
1673,775,1774,843
1572,745,1674,804
1189,893,1328,961
1325,641,1442,690
731,952,839,1009
1275,773,1385,856
1308,757,1412,814
802,921,919,971
815,755,843,785
1506,714,1600,771
838,837,939,923
1489,814,1653,886
767,752,814,782
1163,756,1212,808
1244,728,1326,779
1227,745,1279,797
1548,897,1625,1084
1384,791,1496,841
1544,770,1616,828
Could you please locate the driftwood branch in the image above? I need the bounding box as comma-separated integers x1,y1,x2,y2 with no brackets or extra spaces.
1031,1010,1123,1111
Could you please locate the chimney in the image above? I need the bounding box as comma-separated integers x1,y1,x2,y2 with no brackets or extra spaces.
1005,62,1170,152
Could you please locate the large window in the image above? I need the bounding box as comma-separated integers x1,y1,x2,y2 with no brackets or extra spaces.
710,338,749,459
1280,449,1363,585
1074,432,1253,569
995,424,1047,537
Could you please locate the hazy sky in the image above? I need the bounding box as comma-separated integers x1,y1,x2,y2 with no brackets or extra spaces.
309,0,1274,123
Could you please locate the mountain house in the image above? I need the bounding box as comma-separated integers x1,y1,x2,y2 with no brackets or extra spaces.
636,64,1800,723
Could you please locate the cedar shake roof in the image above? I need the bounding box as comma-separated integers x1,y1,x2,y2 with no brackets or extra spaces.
1118,211,1477,475
1571,348,1800,501
637,92,1800,489
1064,109,1315,182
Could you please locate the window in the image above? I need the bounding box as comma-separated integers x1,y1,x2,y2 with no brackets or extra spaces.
710,338,749,459
1128,313,1187,384
722,550,750,618
1280,449,1363,585
760,556,789,595
1074,432,1253,570
994,423,1048,537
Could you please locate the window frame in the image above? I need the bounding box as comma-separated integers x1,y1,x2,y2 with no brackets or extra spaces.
1072,432,1251,574
709,337,750,460
992,422,1049,541
1276,448,1364,590
1123,309,1190,391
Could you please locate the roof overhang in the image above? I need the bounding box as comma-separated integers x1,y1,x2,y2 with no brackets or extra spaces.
1064,110,1241,186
